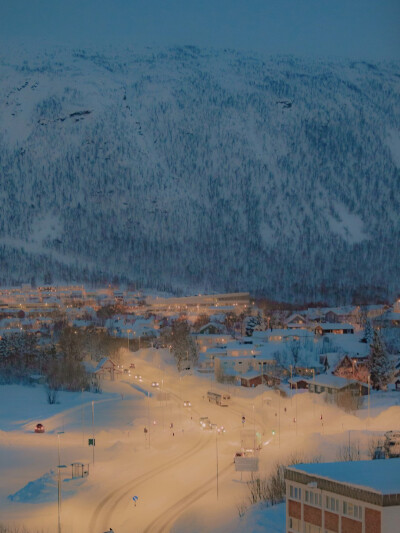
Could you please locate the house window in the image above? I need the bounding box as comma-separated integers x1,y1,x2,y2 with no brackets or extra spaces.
305,490,322,507
289,485,302,501
325,496,339,512
304,524,321,533
289,516,301,531
343,501,362,519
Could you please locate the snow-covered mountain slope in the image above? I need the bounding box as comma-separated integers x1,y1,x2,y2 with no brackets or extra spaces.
0,46,399,303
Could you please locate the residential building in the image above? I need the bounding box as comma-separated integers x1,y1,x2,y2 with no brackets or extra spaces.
315,324,354,335
306,375,368,400
285,459,400,533
334,355,370,384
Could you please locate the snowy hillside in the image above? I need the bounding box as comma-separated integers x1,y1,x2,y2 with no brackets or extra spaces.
0,46,399,303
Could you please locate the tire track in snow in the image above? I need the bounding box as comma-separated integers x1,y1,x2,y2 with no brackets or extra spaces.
143,462,233,533
88,433,210,532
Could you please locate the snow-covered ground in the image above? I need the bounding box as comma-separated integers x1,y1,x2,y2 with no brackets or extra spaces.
1,347,399,532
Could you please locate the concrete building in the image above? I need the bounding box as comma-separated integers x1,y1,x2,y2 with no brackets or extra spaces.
285,459,400,533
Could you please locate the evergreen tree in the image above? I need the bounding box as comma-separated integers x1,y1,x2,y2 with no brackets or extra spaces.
368,331,392,390
245,316,258,337
363,319,374,344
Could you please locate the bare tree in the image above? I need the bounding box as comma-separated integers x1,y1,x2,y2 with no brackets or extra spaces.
336,440,361,461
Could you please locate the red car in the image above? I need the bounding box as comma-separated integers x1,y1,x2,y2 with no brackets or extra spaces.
34,423,45,433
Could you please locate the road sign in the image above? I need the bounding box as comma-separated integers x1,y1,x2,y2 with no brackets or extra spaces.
235,456,259,472
88,438,95,446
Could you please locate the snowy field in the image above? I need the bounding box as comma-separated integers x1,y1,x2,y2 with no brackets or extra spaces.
1,347,399,533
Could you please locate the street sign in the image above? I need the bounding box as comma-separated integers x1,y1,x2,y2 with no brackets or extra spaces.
88,438,95,446
235,456,259,472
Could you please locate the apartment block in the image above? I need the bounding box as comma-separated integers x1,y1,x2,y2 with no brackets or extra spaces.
285,459,400,533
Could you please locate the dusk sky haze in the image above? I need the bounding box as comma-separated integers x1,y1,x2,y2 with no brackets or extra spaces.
1,0,399,60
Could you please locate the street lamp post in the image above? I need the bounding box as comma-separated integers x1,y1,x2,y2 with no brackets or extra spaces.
367,374,371,426
147,391,151,448
216,428,219,500
278,391,281,448
312,368,316,416
57,431,65,533
91,401,95,467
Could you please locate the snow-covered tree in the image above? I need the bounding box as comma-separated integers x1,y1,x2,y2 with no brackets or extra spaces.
363,319,374,345
368,331,392,390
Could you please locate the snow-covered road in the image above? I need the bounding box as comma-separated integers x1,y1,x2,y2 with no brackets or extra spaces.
1,347,399,533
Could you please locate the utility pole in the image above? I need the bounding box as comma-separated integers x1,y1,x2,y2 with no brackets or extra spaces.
147,391,151,448
290,365,293,405
91,401,95,467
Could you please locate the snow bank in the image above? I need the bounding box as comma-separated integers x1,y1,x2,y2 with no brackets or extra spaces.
8,469,86,504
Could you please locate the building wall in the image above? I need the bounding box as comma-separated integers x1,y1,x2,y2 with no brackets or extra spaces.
284,480,400,533
382,506,400,533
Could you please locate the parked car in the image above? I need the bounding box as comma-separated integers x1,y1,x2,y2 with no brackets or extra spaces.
34,423,45,433
129,363,135,369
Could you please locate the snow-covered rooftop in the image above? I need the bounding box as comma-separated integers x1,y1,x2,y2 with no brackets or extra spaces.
288,459,400,495
304,374,359,388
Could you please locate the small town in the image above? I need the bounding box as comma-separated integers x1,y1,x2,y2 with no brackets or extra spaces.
0,285,399,532
1,2,399,532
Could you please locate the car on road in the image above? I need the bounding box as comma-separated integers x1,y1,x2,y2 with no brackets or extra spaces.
151,381,159,387
199,416,212,430
134,375,143,381
34,423,45,433
183,400,191,407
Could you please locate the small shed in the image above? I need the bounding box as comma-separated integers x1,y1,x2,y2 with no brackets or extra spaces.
289,378,309,390
240,372,263,388
395,379,400,392
263,374,281,387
